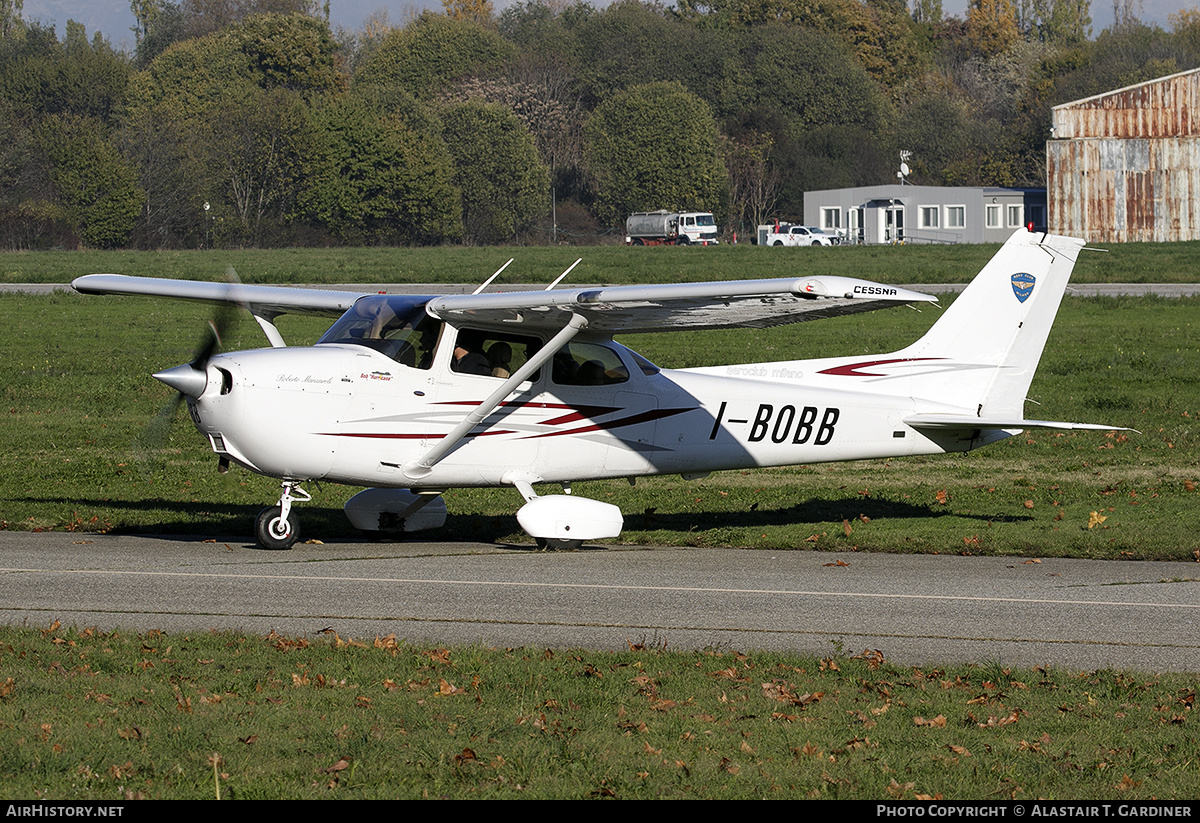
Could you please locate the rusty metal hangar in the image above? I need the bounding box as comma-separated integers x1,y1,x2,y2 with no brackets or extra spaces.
1048,67,1200,242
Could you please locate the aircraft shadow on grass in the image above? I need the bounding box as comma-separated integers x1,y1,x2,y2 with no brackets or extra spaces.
18,495,1032,547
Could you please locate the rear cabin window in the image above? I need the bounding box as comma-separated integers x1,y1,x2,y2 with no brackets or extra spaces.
552,342,630,386
450,329,543,380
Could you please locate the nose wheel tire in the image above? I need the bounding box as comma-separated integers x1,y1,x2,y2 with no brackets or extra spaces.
255,506,300,550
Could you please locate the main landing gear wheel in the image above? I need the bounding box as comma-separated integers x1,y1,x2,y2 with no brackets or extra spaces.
255,505,300,550
535,537,583,551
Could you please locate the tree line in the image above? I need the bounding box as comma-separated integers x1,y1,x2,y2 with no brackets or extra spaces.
0,0,1198,250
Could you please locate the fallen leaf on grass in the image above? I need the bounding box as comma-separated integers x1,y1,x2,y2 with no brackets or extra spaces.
761,681,823,707
438,679,466,696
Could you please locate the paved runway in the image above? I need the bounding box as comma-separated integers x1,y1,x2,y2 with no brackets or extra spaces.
2,532,1197,672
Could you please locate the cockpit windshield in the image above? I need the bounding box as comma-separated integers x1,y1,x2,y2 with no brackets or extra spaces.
317,295,442,369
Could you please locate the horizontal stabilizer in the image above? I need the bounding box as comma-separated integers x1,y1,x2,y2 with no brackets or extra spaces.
904,414,1136,433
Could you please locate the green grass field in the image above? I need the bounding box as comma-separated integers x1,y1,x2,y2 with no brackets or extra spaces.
3,237,1200,286
2,625,1199,799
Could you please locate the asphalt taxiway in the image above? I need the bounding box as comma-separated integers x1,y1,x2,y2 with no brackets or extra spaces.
1,532,1197,672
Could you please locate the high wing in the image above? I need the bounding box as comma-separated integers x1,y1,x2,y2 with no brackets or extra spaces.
72,272,937,337
71,274,368,318
425,276,937,334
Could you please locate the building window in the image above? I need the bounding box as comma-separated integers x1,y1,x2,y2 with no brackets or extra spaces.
1007,204,1024,227
1028,204,1046,229
986,205,1001,229
920,206,939,228
946,206,965,229
821,207,840,230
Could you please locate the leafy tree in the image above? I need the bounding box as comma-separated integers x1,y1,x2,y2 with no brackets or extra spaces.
721,131,780,232
440,101,549,243
198,86,315,245
130,0,188,67
119,103,207,248
127,28,257,120
0,99,53,249
225,12,343,95
0,21,132,126
912,0,943,26
354,12,515,99
967,0,1020,55
297,96,462,245
497,0,582,57
132,0,323,66
569,1,742,111
1170,7,1200,63
34,115,146,248
712,0,926,87
128,11,340,109
1049,21,1183,104
0,0,21,40
443,76,585,195
892,90,982,185
771,124,893,213
1016,0,1092,44
583,81,726,227
736,24,891,137
443,0,495,27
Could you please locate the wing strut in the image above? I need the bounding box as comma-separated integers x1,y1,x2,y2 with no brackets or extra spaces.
250,311,286,348
401,313,589,480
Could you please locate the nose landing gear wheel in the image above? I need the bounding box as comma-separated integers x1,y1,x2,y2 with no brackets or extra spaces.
255,505,300,550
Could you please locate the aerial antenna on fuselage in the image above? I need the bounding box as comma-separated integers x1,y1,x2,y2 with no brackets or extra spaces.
473,258,514,295
545,258,582,291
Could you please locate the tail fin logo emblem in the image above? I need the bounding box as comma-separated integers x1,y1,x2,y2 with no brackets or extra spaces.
1011,272,1035,303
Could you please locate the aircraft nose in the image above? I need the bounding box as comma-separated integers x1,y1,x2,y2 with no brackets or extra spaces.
153,363,208,399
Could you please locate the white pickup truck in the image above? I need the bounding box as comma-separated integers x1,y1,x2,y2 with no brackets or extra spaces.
757,223,838,246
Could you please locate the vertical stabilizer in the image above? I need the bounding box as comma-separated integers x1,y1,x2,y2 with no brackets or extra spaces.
896,230,1085,418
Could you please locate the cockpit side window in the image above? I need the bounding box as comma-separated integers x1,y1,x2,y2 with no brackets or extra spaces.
317,296,443,369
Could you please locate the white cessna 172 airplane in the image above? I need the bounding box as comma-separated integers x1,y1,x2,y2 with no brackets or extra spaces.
73,229,1120,550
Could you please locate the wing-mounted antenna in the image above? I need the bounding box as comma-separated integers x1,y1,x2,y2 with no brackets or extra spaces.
473,259,514,295
545,258,582,291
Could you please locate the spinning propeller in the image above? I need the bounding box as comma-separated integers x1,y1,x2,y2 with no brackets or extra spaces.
151,308,231,400
138,269,243,456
